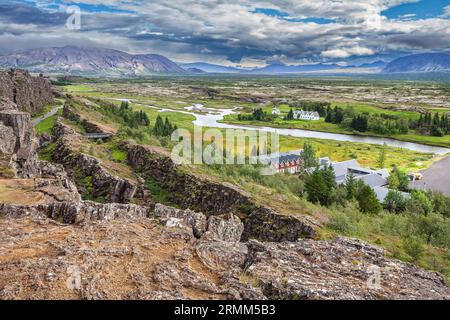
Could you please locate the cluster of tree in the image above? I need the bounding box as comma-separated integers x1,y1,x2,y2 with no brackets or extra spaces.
350,115,369,132
290,101,331,117
301,142,380,213
237,108,275,122
368,116,409,135
384,188,450,219
305,165,337,207
416,112,449,137
305,167,382,214
344,173,382,214
284,109,294,121
325,106,345,124
152,115,177,137
325,105,409,134
388,166,410,192
100,100,150,128
120,101,150,127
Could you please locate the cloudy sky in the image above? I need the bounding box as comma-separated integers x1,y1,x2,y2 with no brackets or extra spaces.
0,0,449,67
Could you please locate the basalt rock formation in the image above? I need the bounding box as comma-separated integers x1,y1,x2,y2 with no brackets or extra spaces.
0,69,53,114
0,98,80,202
120,142,318,242
0,98,39,177
50,121,138,203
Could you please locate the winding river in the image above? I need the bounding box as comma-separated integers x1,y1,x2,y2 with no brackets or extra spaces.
131,100,450,155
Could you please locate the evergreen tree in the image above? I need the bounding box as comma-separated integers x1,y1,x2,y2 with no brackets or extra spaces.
120,100,129,110
431,112,443,137
305,168,328,205
325,108,334,123
153,115,165,136
301,142,318,169
378,143,387,168
322,165,337,190
286,108,294,121
164,117,172,136
252,108,266,121
351,115,368,132
333,107,344,124
357,184,382,214
345,173,357,200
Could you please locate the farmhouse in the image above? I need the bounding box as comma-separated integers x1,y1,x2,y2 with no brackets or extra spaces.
260,150,330,174
293,110,320,121
272,107,281,115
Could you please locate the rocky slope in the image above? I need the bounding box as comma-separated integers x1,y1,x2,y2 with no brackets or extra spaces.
0,46,186,76
0,203,448,300
0,69,53,114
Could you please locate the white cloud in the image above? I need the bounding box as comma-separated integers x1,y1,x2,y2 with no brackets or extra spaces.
321,47,375,58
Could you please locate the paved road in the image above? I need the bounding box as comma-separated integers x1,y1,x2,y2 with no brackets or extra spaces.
32,105,63,126
410,156,450,195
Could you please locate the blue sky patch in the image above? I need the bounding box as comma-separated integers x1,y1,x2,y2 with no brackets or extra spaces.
382,0,449,20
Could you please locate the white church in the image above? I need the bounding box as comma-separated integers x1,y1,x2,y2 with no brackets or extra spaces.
293,110,320,121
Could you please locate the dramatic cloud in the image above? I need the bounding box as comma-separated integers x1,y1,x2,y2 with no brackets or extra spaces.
0,0,449,66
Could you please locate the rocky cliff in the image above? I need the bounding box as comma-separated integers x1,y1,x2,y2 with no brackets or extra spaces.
0,97,80,201
0,69,53,114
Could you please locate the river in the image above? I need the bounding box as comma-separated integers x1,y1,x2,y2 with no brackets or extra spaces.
130,100,450,155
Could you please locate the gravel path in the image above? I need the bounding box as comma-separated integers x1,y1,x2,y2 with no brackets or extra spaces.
32,105,63,126
410,156,450,195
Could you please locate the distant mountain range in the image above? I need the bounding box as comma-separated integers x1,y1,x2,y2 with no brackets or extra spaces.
383,53,450,73
0,46,186,76
181,61,387,74
0,46,449,76
180,63,243,73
